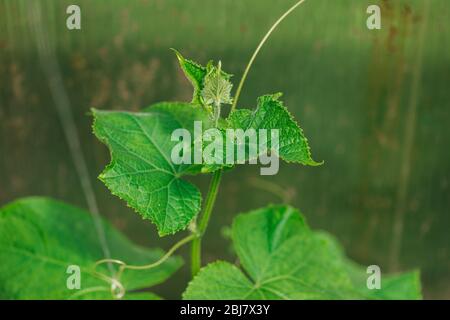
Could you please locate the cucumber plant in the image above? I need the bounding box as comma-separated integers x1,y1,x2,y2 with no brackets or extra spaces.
0,1,421,300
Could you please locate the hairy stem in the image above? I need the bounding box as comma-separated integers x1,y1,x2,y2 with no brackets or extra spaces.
190,0,307,277
191,170,222,276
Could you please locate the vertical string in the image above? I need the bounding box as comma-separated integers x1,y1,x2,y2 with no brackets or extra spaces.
27,1,114,275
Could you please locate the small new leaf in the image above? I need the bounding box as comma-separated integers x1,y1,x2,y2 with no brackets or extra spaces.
173,49,233,112
202,61,233,125
202,61,233,107
172,49,207,105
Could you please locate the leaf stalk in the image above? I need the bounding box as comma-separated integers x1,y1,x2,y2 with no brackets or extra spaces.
191,170,222,276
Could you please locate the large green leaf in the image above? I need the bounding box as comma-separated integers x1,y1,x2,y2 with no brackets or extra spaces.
183,205,421,300
0,197,182,299
202,93,322,173
226,93,322,166
92,102,213,236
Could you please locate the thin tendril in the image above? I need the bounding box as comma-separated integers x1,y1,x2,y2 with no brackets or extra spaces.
92,233,196,298
91,270,125,299
28,1,114,275
231,0,307,112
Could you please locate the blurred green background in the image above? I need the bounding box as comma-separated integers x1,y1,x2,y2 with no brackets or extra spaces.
0,0,449,299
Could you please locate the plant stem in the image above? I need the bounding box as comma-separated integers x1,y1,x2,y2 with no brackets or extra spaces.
190,0,307,277
191,170,222,276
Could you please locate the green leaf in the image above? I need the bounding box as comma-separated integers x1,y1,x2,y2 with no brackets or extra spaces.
172,49,207,105
201,61,233,107
172,49,233,108
183,261,258,299
344,260,422,300
227,93,322,166
202,93,322,173
183,205,421,300
0,197,182,299
92,102,213,236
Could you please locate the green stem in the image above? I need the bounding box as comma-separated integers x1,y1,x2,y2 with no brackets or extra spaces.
190,0,307,277
191,170,223,276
